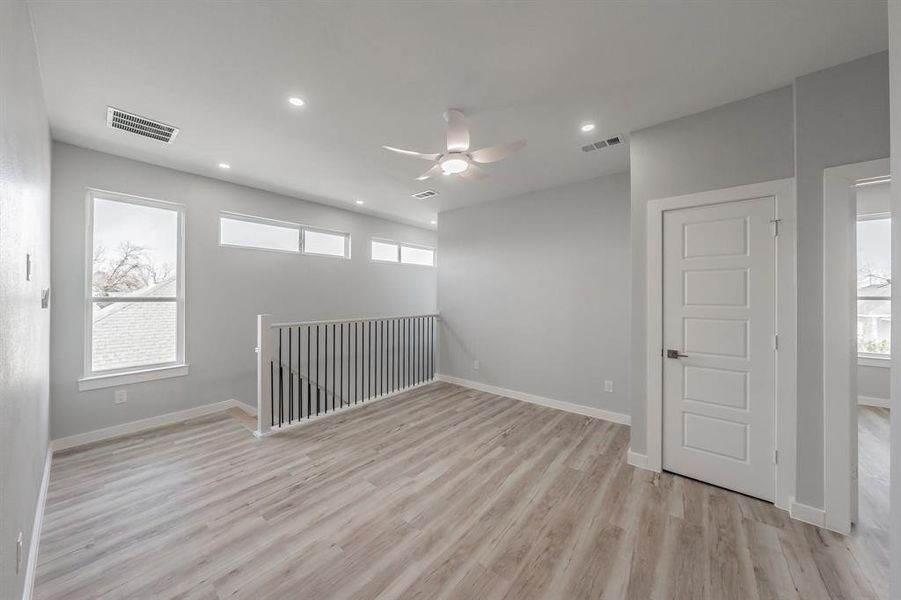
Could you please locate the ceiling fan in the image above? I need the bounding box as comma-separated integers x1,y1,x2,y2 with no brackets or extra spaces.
383,109,526,181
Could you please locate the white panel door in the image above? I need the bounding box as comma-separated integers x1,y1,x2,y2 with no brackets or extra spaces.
662,196,777,502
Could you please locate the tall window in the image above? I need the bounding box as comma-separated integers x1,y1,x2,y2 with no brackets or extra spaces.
857,214,891,358
85,190,185,378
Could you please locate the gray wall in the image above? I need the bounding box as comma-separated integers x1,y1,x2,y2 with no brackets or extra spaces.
629,86,795,454
859,365,890,401
437,172,631,417
50,143,436,439
629,52,889,509
794,52,890,506
0,1,52,598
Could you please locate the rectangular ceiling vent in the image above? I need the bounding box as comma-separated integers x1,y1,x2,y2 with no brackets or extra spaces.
581,134,626,152
412,189,438,200
106,107,179,143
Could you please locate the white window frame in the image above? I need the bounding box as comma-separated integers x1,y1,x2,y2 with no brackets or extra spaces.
371,237,436,267
302,225,352,260
79,189,187,391
218,211,301,254
218,211,351,259
856,211,891,365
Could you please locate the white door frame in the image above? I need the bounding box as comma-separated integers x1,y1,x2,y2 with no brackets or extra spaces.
823,158,890,534
644,178,797,511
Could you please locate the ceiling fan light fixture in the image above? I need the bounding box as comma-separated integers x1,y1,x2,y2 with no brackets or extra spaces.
440,156,469,174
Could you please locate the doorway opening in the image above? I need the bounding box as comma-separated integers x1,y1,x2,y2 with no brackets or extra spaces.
823,159,890,550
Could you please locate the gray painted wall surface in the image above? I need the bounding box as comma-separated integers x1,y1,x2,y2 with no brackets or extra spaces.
50,143,436,439
794,51,889,506
628,87,795,454
629,53,889,509
0,2,52,598
437,172,631,417
859,364,890,401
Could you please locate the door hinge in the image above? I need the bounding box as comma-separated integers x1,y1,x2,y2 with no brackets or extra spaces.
770,218,781,236
773,334,779,350
773,449,779,465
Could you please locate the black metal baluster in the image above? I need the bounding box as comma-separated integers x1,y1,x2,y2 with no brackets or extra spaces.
406,317,410,387
332,324,336,411
305,326,311,417
347,322,351,406
288,327,293,422
393,319,400,392
354,322,360,404
340,323,344,409
384,319,388,395
269,359,274,427
324,323,328,414
368,321,372,401
315,324,320,416
278,328,283,427
414,317,418,385
431,316,435,379
419,317,423,384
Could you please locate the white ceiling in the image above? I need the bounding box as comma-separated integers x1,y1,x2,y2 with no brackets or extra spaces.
29,1,887,229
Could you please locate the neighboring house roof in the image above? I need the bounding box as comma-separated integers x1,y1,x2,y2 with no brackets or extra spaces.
92,278,177,371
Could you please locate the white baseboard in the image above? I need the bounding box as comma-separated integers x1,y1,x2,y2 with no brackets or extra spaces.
789,497,826,528
858,395,890,408
51,399,254,452
627,449,649,469
22,449,51,600
436,374,630,426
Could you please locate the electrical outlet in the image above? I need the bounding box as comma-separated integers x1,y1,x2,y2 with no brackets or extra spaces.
114,389,127,404
604,380,614,393
16,531,23,574
473,359,480,371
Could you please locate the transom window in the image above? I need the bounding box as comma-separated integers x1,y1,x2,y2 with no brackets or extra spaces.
371,238,435,266
219,212,350,259
86,190,185,377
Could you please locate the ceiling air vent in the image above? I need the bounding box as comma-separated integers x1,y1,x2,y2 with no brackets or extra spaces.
106,107,179,143
581,134,626,153
412,189,438,200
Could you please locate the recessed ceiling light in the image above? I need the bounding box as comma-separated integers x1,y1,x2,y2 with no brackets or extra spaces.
355,200,364,205
580,123,596,133
218,163,231,169
288,96,305,107
430,220,437,225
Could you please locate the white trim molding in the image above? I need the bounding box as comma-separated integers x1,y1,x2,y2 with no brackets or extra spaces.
22,449,52,600
823,158,890,535
790,497,827,528
859,395,891,409
436,374,631,425
51,399,255,452
627,449,648,469
77,363,189,391
643,178,797,513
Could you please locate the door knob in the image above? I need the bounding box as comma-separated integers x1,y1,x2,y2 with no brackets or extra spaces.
666,349,688,359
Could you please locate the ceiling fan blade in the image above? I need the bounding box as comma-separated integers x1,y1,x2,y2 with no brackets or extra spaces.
459,164,486,181
416,164,444,180
382,146,441,161
444,109,470,152
469,139,527,164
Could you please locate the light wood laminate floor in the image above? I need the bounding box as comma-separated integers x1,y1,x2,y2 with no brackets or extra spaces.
35,383,886,599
